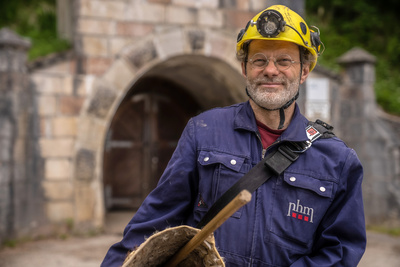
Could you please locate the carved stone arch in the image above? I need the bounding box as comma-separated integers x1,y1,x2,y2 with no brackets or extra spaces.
73,27,246,229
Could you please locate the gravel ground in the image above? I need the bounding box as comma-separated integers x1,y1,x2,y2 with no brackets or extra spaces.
0,212,399,267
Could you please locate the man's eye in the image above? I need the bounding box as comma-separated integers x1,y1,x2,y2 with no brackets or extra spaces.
252,59,267,66
277,58,292,66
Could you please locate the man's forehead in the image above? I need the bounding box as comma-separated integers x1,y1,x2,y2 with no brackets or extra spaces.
249,40,299,55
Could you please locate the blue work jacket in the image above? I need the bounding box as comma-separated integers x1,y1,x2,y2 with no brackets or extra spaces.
102,101,366,267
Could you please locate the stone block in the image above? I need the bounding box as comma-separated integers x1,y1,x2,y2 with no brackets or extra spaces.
220,0,250,10
79,0,126,20
76,116,106,150
116,22,154,37
124,2,165,23
39,138,75,157
148,0,171,4
42,181,73,200
110,37,135,56
12,138,26,165
249,0,269,12
124,39,158,69
31,55,77,75
154,28,185,59
40,117,52,137
206,31,235,60
77,18,116,35
81,36,108,57
82,57,113,76
75,149,95,181
238,0,250,10
74,181,96,221
74,74,95,96
0,186,10,232
198,9,223,28
187,29,205,52
87,83,117,118
224,10,256,29
61,75,74,95
0,118,12,138
166,6,197,25
31,74,61,95
172,0,218,8
0,161,10,184
45,158,72,181
52,117,78,137
58,96,85,116
103,59,136,92
31,73,74,95
37,95,57,116
46,201,74,222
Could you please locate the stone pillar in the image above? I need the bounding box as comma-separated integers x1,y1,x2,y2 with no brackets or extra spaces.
0,28,44,243
337,48,397,225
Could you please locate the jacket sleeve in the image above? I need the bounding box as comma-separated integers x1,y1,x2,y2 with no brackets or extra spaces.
100,119,198,267
290,149,367,267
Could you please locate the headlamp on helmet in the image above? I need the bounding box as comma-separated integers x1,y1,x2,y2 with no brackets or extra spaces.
256,10,286,38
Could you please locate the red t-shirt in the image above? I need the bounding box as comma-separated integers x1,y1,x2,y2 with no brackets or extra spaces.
256,120,284,149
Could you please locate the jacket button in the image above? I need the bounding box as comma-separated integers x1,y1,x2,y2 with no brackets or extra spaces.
230,159,237,165
204,157,209,162
320,186,326,192
290,177,296,182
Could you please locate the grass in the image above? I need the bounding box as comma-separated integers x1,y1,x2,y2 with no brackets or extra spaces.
367,225,400,237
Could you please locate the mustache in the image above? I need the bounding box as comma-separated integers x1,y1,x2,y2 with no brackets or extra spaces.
252,77,287,85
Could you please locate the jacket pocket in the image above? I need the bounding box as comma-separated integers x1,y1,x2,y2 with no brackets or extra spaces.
196,150,249,219
268,171,335,249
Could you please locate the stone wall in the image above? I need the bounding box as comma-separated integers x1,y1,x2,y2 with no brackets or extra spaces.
30,52,95,227
70,0,304,76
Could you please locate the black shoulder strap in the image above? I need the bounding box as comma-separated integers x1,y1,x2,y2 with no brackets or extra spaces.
310,119,335,139
196,120,334,229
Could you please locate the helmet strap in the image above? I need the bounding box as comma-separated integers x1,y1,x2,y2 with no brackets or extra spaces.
278,107,286,130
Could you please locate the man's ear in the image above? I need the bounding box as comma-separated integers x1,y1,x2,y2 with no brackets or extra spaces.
241,61,247,77
300,64,310,84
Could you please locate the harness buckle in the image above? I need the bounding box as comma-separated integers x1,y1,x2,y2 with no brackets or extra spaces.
286,125,322,154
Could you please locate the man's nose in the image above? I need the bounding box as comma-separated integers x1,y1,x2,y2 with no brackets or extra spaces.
262,60,280,76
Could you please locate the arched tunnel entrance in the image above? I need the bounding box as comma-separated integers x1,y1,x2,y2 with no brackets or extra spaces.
102,55,246,212
103,77,200,210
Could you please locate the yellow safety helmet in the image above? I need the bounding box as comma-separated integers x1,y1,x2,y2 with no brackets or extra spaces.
236,5,323,71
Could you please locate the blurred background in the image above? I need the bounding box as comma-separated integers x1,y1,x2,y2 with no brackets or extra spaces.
0,0,399,265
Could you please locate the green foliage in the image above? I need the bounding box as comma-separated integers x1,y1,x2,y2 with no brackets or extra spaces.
3,239,17,248
306,0,400,115
0,0,70,60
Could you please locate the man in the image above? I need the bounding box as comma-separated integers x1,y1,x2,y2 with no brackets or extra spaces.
102,5,366,266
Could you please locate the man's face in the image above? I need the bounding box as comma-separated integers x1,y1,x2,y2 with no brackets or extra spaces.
242,40,310,110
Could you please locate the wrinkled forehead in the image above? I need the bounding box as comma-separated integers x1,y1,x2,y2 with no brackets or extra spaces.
248,39,300,58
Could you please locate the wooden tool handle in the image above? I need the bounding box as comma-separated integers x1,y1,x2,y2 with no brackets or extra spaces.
164,189,252,267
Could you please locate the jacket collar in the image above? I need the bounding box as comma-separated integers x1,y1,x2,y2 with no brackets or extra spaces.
234,101,309,142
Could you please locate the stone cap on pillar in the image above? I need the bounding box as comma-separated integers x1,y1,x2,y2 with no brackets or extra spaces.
337,47,376,66
0,27,31,50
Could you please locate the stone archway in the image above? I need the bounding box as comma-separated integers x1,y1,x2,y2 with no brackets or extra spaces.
103,76,201,210
73,27,246,229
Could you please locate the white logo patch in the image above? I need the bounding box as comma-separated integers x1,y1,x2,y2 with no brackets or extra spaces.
287,199,314,223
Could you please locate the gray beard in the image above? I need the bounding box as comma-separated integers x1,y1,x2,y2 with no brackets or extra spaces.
246,76,300,110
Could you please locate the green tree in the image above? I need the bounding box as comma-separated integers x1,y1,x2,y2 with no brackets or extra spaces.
0,0,70,60
306,0,400,115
